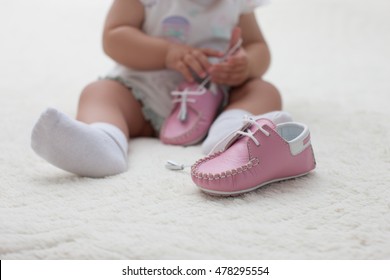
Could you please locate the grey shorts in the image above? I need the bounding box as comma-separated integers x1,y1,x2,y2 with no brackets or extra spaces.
102,76,165,133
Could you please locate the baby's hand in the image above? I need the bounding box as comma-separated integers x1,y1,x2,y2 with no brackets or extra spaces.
209,27,250,86
209,48,250,86
165,43,223,82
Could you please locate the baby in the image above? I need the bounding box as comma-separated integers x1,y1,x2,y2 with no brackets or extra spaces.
31,0,290,178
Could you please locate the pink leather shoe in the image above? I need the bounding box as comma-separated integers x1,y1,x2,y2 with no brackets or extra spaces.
191,117,316,195
160,81,224,146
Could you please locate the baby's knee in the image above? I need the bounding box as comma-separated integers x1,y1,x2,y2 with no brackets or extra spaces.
242,79,281,102
79,80,125,104
261,80,282,105
250,78,280,94
79,81,103,103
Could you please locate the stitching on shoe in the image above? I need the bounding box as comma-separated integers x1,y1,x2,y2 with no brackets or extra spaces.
191,157,260,181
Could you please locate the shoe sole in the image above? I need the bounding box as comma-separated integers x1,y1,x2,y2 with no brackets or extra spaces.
196,171,313,196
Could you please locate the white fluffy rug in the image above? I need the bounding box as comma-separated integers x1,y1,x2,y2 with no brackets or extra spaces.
1,0,389,259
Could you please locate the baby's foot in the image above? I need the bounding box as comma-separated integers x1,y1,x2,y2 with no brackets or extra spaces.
31,108,128,177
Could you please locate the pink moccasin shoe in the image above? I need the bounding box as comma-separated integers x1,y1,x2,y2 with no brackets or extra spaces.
191,117,316,195
160,82,224,146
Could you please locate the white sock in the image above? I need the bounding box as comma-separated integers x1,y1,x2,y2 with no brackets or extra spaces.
31,108,128,178
201,109,293,155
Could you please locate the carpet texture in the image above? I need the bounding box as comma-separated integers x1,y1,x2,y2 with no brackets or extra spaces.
1,0,389,259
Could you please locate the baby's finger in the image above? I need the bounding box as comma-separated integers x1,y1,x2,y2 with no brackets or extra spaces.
211,62,247,74
227,55,247,67
211,72,245,86
229,27,242,49
183,53,206,78
200,48,224,58
176,61,194,82
190,50,211,76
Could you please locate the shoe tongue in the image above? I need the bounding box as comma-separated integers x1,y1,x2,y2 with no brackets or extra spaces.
224,118,276,150
208,117,277,155
254,118,276,130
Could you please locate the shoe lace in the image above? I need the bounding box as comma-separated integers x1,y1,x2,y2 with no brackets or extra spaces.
171,83,207,122
236,116,270,146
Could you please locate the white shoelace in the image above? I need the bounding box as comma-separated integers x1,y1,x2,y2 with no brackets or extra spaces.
172,86,207,122
236,116,270,146
165,160,192,171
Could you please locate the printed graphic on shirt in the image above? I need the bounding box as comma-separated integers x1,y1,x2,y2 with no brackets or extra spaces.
162,16,191,43
211,14,233,38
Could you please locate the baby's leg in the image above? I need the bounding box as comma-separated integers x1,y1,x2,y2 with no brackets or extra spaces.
224,78,282,114
202,78,291,154
31,80,153,177
76,80,154,137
